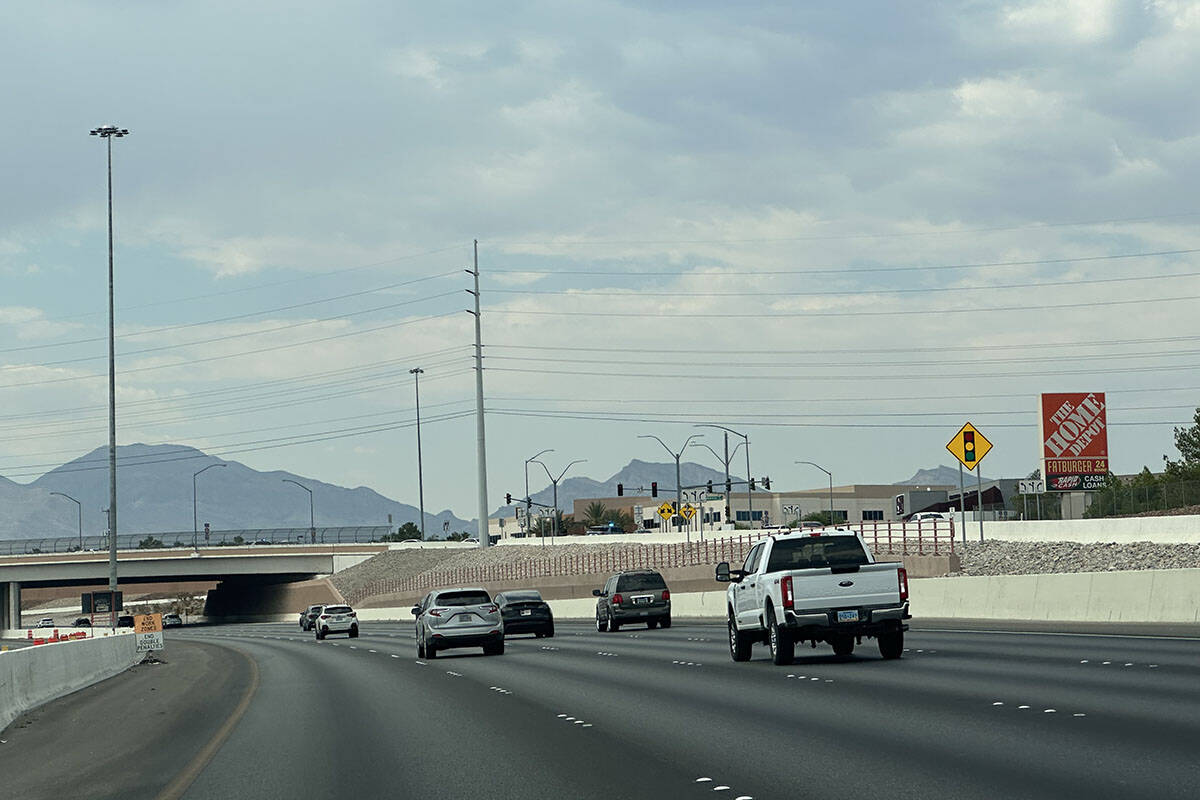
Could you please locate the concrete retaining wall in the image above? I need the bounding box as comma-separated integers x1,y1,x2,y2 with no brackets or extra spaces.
354,568,1200,625
979,516,1200,544
0,632,140,732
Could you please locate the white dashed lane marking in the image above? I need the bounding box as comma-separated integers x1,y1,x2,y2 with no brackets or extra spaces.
992,701,1085,717
556,713,593,728
694,777,752,797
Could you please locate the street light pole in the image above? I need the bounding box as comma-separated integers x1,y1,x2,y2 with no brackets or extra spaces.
689,438,745,528
192,463,227,548
282,479,315,542
796,461,834,526
696,424,751,526
410,367,426,540
639,434,702,540
50,492,83,551
90,124,128,601
525,449,554,543
532,458,586,540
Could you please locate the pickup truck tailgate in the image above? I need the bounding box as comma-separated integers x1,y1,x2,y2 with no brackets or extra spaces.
789,562,901,610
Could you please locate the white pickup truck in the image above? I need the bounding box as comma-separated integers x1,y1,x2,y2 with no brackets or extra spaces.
715,529,909,665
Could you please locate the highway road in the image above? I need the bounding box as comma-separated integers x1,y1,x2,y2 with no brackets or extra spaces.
3,620,1199,799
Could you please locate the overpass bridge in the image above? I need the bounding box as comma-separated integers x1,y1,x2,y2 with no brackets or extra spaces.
0,529,390,627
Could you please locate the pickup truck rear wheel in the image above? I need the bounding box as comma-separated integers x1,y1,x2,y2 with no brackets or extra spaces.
878,630,903,660
831,635,854,657
728,616,753,662
766,608,794,666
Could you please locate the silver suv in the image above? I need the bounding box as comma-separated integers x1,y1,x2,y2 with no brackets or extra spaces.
411,588,504,658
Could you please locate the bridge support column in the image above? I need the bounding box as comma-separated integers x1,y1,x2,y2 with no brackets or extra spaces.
1,581,20,630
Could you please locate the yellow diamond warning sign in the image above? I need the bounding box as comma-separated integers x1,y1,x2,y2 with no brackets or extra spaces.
679,503,696,521
946,422,993,471
657,502,677,520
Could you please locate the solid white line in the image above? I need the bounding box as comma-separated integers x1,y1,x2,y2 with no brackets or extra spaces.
914,627,1200,642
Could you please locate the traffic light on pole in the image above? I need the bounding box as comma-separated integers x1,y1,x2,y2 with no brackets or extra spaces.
651,481,658,498
963,430,976,464
706,480,713,493
749,478,756,491
505,493,512,505
763,477,771,490
617,483,624,496
725,479,732,492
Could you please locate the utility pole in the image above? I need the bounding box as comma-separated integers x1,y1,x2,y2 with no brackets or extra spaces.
689,436,745,528
639,434,702,541
532,458,586,539
467,241,489,548
410,367,426,540
90,124,128,617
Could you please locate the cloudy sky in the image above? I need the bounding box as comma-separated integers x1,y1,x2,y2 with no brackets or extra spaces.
2,0,1200,524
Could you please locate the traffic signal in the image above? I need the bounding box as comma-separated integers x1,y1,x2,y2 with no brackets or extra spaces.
651,481,658,497
706,480,713,493
617,483,624,496
505,493,512,505
763,477,771,490
749,478,756,491
963,430,976,464
725,479,732,492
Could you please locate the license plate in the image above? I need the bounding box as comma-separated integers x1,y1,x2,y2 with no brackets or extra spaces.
836,610,859,623
455,613,478,624
520,610,532,616
334,616,346,622
634,596,651,605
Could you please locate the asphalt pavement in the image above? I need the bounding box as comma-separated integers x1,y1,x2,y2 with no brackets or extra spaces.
3,619,1199,799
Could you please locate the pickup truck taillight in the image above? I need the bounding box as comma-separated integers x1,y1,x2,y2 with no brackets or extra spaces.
661,590,670,602
781,576,795,610
898,567,909,602
613,593,624,605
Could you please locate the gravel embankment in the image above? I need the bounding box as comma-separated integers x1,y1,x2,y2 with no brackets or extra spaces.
955,540,1200,576
332,539,1200,600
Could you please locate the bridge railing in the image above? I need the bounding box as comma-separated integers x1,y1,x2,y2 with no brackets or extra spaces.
0,526,394,556
345,521,956,605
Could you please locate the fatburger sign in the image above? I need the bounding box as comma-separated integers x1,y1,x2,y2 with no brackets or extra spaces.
1039,392,1108,491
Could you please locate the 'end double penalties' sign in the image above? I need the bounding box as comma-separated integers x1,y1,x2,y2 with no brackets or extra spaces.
134,613,165,653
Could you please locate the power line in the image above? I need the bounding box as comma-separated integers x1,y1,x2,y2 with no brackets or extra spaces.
486,211,1200,247
0,269,465,355
0,310,467,391
488,292,1200,319
484,247,1200,277
485,269,1200,298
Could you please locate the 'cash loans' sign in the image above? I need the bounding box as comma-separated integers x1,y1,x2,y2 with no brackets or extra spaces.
1039,392,1108,491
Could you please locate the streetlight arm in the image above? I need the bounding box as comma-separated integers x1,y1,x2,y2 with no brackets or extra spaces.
689,442,725,465
556,459,587,482
531,459,555,484
637,434,676,460
695,423,747,443
795,460,832,479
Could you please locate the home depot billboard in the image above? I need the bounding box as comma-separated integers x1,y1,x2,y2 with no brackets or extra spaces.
1039,392,1108,491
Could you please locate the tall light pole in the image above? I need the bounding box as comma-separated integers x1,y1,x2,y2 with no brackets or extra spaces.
532,458,586,539
639,434,702,538
410,367,426,540
697,424,752,527
283,479,315,543
689,438,745,528
796,461,834,526
193,463,226,548
50,492,83,551
90,124,128,599
525,448,554,540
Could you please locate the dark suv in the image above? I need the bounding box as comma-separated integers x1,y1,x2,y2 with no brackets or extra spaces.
593,569,671,632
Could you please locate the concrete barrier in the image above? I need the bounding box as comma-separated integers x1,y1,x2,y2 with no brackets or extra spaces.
0,632,140,732
979,515,1200,544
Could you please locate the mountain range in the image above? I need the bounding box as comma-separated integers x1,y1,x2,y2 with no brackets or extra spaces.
0,444,469,541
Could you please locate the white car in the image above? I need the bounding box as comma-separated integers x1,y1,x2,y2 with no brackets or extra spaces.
411,588,504,658
313,604,359,640
908,511,947,523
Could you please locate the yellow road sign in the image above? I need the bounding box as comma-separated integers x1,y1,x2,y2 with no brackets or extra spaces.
679,503,696,521
134,613,163,634
657,502,677,520
946,422,993,470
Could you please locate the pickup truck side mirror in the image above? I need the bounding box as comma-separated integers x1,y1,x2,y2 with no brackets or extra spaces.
591,588,603,597
716,562,747,583
410,606,421,616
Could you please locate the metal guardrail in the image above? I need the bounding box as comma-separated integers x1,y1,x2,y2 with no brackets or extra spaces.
0,526,393,556
346,521,956,604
